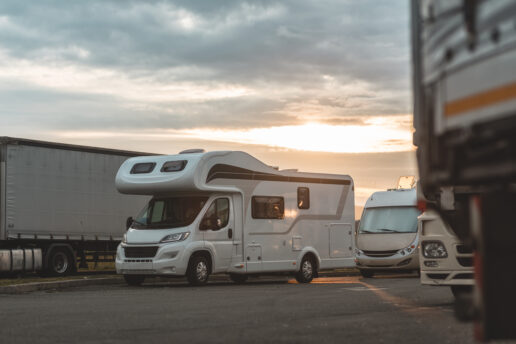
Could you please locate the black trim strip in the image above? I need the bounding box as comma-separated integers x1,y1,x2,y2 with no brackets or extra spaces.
206,164,350,186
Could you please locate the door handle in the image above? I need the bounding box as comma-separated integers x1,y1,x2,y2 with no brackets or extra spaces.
228,228,233,239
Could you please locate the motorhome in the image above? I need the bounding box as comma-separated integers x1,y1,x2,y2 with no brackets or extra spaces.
418,209,474,297
355,187,420,277
115,150,355,286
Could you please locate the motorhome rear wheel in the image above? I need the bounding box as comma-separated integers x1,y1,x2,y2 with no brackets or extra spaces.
295,256,315,283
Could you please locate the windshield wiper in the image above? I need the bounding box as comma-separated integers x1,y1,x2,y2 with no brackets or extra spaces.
378,228,400,233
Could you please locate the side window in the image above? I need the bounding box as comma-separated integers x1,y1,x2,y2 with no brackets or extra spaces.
200,198,230,230
297,187,310,209
252,196,284,219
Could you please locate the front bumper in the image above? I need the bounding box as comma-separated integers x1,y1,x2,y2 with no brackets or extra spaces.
356,249,420,270
115,243,188,276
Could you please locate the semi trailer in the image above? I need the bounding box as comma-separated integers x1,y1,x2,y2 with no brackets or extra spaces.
411,0,516,340
0,137,150,276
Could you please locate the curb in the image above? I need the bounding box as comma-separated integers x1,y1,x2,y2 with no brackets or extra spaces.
0,277,123,295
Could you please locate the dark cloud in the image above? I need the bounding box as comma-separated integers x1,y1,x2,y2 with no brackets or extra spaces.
0,0,410,132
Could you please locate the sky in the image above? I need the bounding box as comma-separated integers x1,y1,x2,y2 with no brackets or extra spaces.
0,0,417,216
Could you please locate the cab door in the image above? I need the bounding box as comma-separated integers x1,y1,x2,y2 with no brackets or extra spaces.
200,197,234,271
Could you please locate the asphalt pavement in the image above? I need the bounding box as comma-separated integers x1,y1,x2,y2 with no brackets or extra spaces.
0,274,473,343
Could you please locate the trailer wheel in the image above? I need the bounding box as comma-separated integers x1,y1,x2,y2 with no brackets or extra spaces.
123,275,145,286
295,256,315,283
47,247,75,276
229,274,248,284
359,269,374,278
187,255,210,286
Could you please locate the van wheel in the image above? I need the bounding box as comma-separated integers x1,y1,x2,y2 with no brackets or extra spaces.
47,247,75,276
230,274,248,284
451,285,473,298
187,255,210,286
124,275,145,286
359,269,374,278
295,256,315,283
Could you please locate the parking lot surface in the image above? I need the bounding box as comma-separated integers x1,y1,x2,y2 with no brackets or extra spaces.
0,274,473,343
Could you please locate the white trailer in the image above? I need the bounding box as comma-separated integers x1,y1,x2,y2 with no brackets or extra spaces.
115,150,355,285
0,137,150,275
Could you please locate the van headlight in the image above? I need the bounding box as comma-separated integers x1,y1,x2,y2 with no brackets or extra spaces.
160,232,190,243
422,241,448,258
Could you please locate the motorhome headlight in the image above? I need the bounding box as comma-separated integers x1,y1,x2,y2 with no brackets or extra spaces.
422,241,448,258
160,232,190,243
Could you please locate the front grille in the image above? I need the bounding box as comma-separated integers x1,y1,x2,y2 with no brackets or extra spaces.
456,244,473,254
426,273,449,280
454,273,474,280
124,246,159,258
457,257,473,267
362,249,399,257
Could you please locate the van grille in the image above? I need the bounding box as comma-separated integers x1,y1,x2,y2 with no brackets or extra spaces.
362,249,399,257
124,246,159,258
457,257,473,267
456,244,473,254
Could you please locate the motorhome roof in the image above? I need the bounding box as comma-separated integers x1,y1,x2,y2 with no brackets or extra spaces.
364,188,417,208
116,150,353,195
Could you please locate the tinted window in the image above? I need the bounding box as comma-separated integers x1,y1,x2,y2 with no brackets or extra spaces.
161,160,187,172
200,198,230,230
132,196,208,229
252,196,284,219
130,162,156,174
297,187,310,209
359,206,421,233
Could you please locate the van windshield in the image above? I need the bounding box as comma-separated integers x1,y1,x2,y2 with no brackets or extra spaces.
359,206,420,234
132,196,209,230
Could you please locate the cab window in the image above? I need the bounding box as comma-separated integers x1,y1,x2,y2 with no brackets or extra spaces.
200,198,230,230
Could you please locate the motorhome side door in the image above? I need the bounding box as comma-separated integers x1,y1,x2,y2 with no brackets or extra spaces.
200,197,234,271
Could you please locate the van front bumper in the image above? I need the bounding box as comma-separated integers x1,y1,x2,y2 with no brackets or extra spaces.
115,243,188,276
356,249,420,271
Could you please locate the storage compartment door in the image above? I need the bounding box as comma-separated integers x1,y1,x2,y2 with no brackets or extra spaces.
329,223,353,258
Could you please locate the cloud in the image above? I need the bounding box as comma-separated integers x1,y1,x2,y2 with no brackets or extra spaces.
0,0,411,139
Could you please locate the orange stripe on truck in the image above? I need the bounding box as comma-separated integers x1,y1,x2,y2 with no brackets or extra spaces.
444,82,516,117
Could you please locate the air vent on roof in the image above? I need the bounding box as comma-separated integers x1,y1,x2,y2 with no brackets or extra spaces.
179,149,205,154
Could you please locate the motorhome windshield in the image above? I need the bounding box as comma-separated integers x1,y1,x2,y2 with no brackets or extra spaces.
359,206,420,234
132,196,209,229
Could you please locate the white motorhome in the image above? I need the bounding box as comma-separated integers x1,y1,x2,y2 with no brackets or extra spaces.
115,150,355,285
355,188,421,277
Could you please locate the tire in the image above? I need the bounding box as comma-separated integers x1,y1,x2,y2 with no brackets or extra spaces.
187,255,210,286
229,274,248,284
295,256,315,283
359,269,374,278
47,247,75,276
451,285,473,298
123,275,145,286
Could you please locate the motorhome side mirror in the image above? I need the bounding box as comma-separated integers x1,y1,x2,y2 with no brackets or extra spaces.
126,217,133,230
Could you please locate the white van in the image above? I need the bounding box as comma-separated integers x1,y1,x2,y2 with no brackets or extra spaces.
355,188,420,277
419,209,474,297
115,150,355,285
